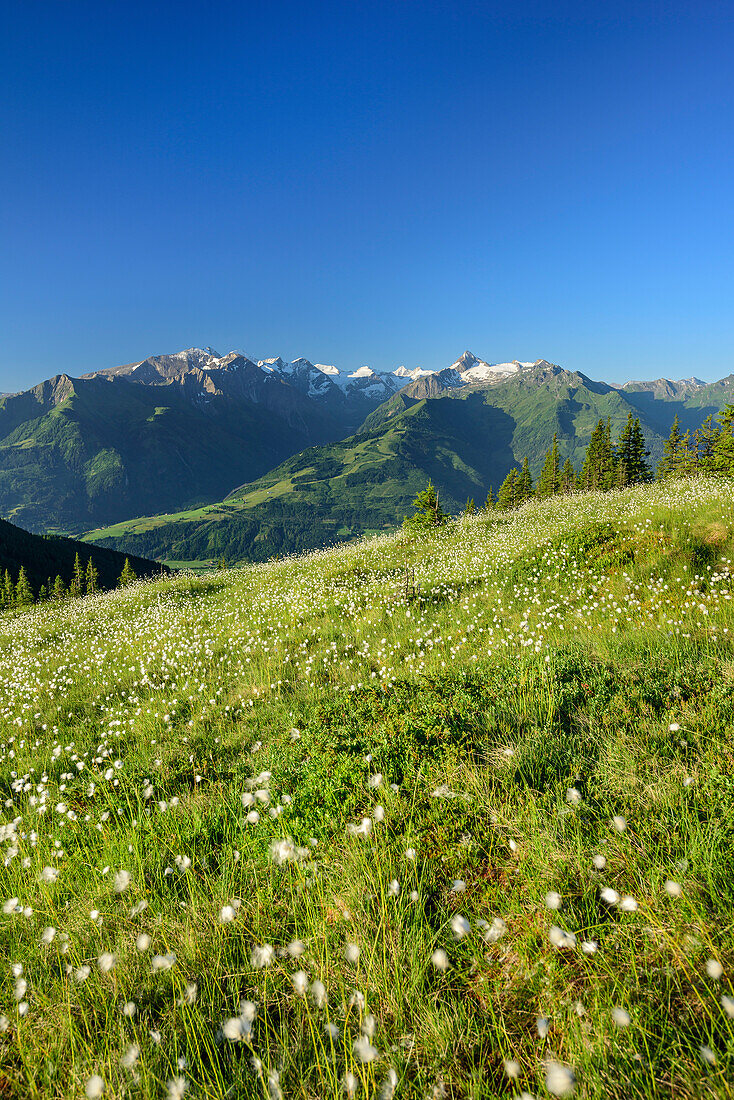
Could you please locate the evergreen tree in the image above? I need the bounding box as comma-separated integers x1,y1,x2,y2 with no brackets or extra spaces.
38,584,48,602
52,575,66,600
118,558,137,586
616,414,652,486
711,404,734,475
464,498,476,516
483,486,496,511
517,457,534,503
693,414,717,471
559,457,576,494
537,433,561,498
657,414,686,478
15,567,34,607
85,557,99,595
496,468,519,510
579,418,616,491
69,552,83,597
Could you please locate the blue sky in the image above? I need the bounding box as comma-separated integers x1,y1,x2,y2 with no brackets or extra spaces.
2,0,734,390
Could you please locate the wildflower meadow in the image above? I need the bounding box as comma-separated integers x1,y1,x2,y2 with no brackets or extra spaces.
0,478,733,1099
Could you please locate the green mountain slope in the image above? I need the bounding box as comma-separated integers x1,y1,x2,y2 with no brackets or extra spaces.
0,515,166,594
81,363,708,565
0,359,341,533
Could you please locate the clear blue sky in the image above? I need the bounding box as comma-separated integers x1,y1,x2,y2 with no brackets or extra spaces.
3,0,734,390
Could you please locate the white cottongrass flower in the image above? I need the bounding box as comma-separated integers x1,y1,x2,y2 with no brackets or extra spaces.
611,1007,631,1027
537,1016,550,1038
600,887,620,906
545,891,562,910
503,1059,521,1079
451,914,470,940
40,866,59,883
344,1071,359,1097
175,855,192,871
292,970,308,996
700,1045,716,1066
251,943,275,969
122,1002,137,1017
98,952,116,973
85,1076,105,1099
75,965,91,982
311,979,327,1007
40,926,56,945
405,848,417,860
431,948,449,971
220,905,237,924
450,879,465,892
721,994,734,1018
706,958,723,980
545,1061,576,1096
388,879,400,897
2,897,19,914
353,1035,379,1063
368,773,383,789
136,933,151,952
664,880,682,897
114,869,131,893
378,1068,398,1100
14,978,27,1001
619,896,638,912
269,838,297,864
482,917,507,943
581,940,598,955
121,1044,140,1070
373,805,385,823
591,854,606,870
167,1077,188,1100
611,816,627,832
287,939,306,957
549,926,576,949
223,1015,253,1042
565,787,581,804
151,952,176,971
669,722,680,732
345,943,360,964
347,817,372,838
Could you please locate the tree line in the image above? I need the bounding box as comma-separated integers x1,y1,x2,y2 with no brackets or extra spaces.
0,553,138,612
406,402,734,527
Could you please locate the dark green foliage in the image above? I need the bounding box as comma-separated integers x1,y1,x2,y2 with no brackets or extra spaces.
403,480,448,532
616,413,652,486
118,557,137,586
578,418,616,491
537,433,561,497
0,514,164,606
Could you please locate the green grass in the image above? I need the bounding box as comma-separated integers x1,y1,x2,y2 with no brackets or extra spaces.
0,479,734,1098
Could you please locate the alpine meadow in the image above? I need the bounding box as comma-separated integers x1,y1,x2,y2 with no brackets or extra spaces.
1,477,734,1099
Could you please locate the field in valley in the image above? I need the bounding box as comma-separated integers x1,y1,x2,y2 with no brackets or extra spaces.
1,479,734,1098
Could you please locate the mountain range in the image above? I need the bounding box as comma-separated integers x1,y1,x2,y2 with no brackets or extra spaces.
37,346,727,566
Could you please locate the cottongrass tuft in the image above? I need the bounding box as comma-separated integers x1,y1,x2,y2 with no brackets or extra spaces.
85,1076,105,1099
545,1061,576,1096
611,1007,631,1027
431,948,449,971
706,958,723,980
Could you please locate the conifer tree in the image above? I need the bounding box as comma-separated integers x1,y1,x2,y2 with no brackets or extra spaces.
657,414,686,478
464,498,476,516
85,557,99,595
118,558,137,586
69,552,84,597
579,418,616,491
403,480,448,531
52,575,66,600
38,584,48,602
711,404,734,475
483,487,496,511
496,468,519,510
693,414,717,471
15,567,33,606
559,457,576,493
538,433,561,498
517,457,534,503
616,414,652,486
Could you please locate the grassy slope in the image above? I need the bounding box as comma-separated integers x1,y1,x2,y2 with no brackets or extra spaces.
0,479,733,1097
